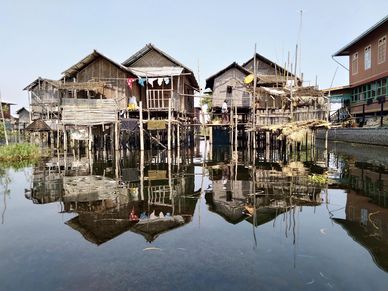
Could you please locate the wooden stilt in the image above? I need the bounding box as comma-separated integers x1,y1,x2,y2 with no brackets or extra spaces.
139,101,144,151
177,121,180,150
88,126,92,151
63,125,67,152
168,99,172,151
114,120,119,151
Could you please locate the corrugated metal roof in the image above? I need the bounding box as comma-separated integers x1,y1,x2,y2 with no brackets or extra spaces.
333,15,388,56
129,66,184,77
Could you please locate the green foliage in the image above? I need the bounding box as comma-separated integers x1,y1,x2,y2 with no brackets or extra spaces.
0,125,4,140
0,143,41,164
199,96,212,108
308,174,328,185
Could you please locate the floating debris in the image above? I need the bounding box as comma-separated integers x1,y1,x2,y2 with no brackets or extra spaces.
305,279,315,285
143,247,161,251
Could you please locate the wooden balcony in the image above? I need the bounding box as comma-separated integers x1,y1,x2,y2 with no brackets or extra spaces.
146,89,173,110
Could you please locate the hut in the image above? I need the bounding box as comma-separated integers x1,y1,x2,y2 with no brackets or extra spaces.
204,52,329,148
122,43,199,117
24,45,199,150
23,78,61,125
16,107,31,130
0,101,15,131
121,44,200,149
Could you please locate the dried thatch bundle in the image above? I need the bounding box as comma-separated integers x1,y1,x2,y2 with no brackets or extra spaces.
262,120,330,143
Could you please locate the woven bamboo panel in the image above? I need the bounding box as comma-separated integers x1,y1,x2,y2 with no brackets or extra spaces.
62,98,117,125
147,120,167,130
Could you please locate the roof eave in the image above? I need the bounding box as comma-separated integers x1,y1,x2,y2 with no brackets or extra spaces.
333,15,388,57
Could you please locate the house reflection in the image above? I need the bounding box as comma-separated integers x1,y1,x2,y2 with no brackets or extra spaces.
205,160,324,228
332,157,388,272
25,151,199,244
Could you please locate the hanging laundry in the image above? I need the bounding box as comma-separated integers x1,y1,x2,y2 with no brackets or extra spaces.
148,78,156,87
129,207,139,222
159,212,164,218
150,210,157,219
157,78,164,86
127,77,137,90
138,78,146,87
140,212,148,220
164,77,170,85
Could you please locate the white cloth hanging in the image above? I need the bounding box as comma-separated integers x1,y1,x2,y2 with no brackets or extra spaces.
157,78,163,86
150,210,156,219
164,77,170,85
148,78,156,87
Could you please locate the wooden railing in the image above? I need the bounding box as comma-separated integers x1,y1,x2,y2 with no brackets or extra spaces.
147,89,173,110
256,107,327,126
256,109,290,126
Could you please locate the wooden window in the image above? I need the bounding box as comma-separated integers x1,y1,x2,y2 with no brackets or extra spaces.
364,45,371,70
378,36,386,64
352,52,358,75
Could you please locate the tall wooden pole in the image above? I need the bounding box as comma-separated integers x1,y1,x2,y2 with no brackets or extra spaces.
168,98,172,151
253,44,257,150
234,104,238,155
0,90,9,145
139,101,144,151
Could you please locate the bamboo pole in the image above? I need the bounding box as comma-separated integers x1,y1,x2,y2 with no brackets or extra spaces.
140,150,144,200
88,126,92,151
63,125,67,152
253,44,257,149
177,121,180,150
168,98,172,151
234,104,238,155
139,101,144,151
0,90,9,145
114,120,119,151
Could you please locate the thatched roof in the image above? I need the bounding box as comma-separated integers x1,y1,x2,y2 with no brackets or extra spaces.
25,119,51,132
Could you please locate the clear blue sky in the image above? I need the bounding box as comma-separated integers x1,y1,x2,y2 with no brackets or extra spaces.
1,0,387,112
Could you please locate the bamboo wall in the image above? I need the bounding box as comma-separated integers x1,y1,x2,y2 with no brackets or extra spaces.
74,56,133,109
61,98,117,125
212,68,251,108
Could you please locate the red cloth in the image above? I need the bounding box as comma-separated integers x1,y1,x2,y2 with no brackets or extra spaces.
127,78,137,90
129,207,139,222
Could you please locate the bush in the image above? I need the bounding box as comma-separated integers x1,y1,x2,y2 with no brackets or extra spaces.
0,143,40,162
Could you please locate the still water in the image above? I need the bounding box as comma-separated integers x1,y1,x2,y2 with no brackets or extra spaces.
1,141,388,290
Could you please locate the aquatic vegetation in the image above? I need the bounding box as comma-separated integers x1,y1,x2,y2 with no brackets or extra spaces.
308,173,329,185
0,143,41,164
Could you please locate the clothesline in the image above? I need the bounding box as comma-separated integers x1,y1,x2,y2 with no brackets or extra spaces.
127,76,171,89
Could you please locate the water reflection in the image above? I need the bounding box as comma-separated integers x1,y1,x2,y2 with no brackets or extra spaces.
11,140,388,289
328,142,388,272
23,150,200,244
